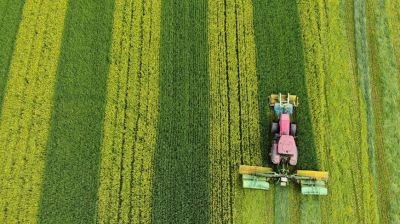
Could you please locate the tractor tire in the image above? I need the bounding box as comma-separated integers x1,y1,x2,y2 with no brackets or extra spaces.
291,123,297,136
271,122,278,134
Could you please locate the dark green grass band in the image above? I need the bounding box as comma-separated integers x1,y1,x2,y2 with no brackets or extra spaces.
38,1,114,223
253,1,318,223
0,0,25,116
253,0,318,171
151,0,209,223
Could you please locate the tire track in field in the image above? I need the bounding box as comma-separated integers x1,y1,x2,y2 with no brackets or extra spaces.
0,0,25,117
0,0,67,222
151,0,209,223
208,0,269,223
96,0,160,223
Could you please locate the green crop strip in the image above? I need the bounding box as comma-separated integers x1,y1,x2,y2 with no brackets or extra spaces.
208,0,271,223
96,0,160,223
0,0,67,222
253,1,316,223
0,0,25,117
367,0,400,222
37,0,114,223
151,0,209,223
299,1,379,223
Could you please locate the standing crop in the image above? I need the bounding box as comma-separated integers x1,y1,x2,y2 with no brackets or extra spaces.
208,0,272,223
37,0,115,223
96,0,161,223
151,0,209,223
0,0,67,223
0,0,25,118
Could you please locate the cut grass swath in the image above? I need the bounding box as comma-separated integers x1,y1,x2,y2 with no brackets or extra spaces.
0,0,25,116
151,0,209,223
0,0,67,222
38,0,115,223
299,1,379,223
96,0,160,223
208,0,271,223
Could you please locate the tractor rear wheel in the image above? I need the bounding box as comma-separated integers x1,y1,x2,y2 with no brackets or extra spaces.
291,123,297,136
271,122,278,134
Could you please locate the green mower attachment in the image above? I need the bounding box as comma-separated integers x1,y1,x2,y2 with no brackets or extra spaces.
242,174,270,190
299,180,328,196
239,165,329,195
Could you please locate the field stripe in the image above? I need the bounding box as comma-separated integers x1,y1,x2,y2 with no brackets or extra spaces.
299,1,379,223
253,1,317,223
367,0,400,222
37,0,115,223
0,0,67,222
151,0,209,223
96,0,161,223
208,0,271,223
0,0,25,117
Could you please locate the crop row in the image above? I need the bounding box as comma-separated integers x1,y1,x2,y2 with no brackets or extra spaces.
0,0,67,223
150,0,209,223
96,0,160,223
208,0,272,223
299,1,379,223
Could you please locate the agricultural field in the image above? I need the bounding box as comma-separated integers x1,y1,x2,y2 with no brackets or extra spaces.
0,0,399,223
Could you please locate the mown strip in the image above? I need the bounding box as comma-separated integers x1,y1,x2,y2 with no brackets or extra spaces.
0,0,25,115
386,0,400,81
298,1,378,223
96,0,160,223
208,0,270,223
151,0,209,223
253,1,315,223
365,0,390,222
353,0,382,222
367,0,400,222
37,0,114,223
0,0,67,222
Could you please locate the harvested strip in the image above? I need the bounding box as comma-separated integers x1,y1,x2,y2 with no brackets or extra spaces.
0,0,25,115
208,0,269,223
37,0,115,223
0,0,67,223
96,0,160,223
298,1,378,223
386,0,400,78
354,0,382,222
151,0,209,223
369,0,400,222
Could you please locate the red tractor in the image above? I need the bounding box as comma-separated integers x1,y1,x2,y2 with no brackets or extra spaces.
239,93,328,195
